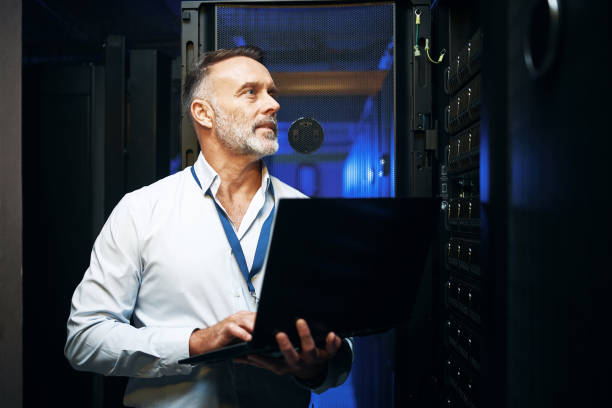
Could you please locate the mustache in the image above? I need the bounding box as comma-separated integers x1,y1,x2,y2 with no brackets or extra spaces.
253,117,278,132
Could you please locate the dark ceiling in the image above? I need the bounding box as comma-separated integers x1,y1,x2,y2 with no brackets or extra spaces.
23,0,181,63
23,1,395,67
22,0,395,124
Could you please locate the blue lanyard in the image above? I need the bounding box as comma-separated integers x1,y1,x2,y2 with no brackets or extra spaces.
191,166,275,294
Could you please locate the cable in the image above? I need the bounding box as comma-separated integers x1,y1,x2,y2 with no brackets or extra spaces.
414,9,421,57
425,38,446,64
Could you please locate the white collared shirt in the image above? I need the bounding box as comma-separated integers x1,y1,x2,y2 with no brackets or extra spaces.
65,153,352,407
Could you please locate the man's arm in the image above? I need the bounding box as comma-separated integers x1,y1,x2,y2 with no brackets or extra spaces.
64,195,196,378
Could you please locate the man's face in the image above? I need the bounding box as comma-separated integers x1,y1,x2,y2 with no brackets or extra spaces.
207,56,280,157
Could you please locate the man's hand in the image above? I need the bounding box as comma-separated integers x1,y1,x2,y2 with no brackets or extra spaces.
235,318,342,382
189,310,256,356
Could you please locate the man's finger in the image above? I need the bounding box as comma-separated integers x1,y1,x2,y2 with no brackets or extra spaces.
276,332,300,366
233,311,256,332
237,318,255,333
296,319,318,363
226,323,252,342
325,332,342,356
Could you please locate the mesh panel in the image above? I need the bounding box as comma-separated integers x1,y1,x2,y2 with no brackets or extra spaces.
215,4,395,198
216,3,395,198
217,5,393,71
215,3,395,199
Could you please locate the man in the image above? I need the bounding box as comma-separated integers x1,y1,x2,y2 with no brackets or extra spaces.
65,46,353,407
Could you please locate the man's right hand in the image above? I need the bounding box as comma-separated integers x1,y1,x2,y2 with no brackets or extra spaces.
189,310,256,356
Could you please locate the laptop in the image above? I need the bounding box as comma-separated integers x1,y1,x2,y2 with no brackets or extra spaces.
179,197,438,365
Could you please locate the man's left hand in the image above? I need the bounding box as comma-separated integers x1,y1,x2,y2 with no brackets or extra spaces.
234,318,342,382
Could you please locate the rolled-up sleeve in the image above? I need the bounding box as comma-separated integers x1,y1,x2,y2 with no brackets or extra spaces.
64,195,195,378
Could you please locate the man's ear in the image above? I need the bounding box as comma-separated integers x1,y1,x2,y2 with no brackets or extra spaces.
191,98,214,129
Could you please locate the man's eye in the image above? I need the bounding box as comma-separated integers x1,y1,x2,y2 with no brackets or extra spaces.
247,89,255,95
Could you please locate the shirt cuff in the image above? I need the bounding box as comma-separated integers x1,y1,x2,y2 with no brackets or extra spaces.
159,326,199,376
294,337,354,393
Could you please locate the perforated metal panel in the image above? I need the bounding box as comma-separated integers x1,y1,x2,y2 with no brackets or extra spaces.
216,3,395,199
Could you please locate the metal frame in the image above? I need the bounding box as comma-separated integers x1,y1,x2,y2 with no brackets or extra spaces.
479,1,508,406
104,35,127,216
127,49,160,190
0,0,22,406
180,0,401,171
179,3,413,406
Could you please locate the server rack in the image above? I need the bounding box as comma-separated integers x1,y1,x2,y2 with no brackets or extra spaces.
441,24,483,408
428,2,485,407
179,2,489,407
181,2,399,407
397,1,488,406
440,9,485,408
179,1,610,408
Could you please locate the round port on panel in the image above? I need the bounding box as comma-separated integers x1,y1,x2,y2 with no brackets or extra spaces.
523,0,562,78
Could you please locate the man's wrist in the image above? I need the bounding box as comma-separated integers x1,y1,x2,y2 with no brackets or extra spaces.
295,363,328,389
188,328,202,356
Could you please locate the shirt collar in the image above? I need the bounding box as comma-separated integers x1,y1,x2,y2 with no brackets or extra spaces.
260,163,272,195
193,152,272,197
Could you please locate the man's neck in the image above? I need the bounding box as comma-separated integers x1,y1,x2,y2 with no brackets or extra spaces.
202,148,263,229
204,150,261,194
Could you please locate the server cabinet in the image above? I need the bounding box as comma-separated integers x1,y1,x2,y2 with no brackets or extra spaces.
22,64,104,407
436,1,610,407
179,1,609,408
181,2,400,407
126,49,173,191
489,0,609,406
180,1,397,199
429,2,484,407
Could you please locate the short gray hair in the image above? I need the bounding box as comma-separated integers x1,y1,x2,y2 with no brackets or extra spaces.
182,46,265,119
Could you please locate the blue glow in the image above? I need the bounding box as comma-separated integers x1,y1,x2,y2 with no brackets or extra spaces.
169,154,181,175
390,120,395,198
480,126,490,203
297,165,318,197
378,38,394,70
510,128,559,210
360,97,374,121
311,373,357,407
232,36,246,46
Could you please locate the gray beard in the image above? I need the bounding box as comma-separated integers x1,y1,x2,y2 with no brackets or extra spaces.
213,106,279,157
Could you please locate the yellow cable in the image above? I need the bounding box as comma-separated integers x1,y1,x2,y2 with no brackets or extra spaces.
425,38,446,64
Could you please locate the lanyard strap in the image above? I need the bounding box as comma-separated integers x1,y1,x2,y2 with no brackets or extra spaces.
191,166,274,294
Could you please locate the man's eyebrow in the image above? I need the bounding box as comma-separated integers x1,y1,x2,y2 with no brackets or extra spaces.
235,81,278,95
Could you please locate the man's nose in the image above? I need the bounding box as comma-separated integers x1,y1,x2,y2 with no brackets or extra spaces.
262,92,280,115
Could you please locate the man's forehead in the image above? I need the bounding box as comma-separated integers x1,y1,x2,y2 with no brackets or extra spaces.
209,56,274,87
